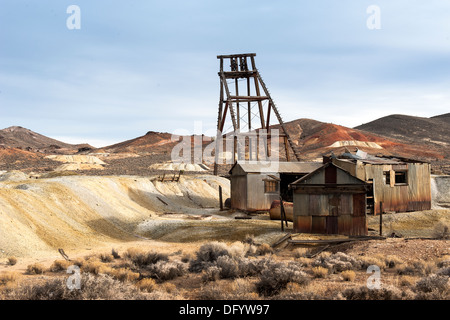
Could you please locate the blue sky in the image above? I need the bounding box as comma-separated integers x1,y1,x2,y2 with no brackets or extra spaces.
1,1,449,147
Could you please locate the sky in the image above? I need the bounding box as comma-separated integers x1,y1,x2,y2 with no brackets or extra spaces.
1,1,450,147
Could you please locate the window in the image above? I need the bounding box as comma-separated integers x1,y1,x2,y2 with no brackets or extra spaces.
384,170,408,186
395,171,408,185
264,180,278,193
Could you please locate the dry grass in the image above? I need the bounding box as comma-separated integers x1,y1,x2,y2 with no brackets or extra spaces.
108,268,140,283
7,257,17,266
125,248,169,267
398,275,416,287
26,263,45,275
0,272,19,286
341,270,356,282
82,259,112,275
49,260,72,272
136,278,157,292
312,266,328,278
99,253,114,263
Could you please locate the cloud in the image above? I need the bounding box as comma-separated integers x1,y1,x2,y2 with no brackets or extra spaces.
1,0,449,144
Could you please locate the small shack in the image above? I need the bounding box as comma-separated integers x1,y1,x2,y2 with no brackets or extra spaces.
229,161,322,212
329,152,432,214
290,162,370,236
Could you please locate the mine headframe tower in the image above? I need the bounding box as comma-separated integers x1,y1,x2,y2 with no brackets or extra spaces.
214,53,301,175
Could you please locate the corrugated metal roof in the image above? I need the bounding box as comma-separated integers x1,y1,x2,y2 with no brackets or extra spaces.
230,161,322,174
336,154,428,165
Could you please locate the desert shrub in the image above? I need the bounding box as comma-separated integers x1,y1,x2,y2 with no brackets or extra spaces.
359,256,385,271
414,260,436,275
215,255,239,279
0,272,19,286
414,274,449,294
384,255,404,268
160,282,177,294
396,264,416,276
342,285,410,300
189,242,231,273
99,253,114,263
255,260,309,297
435,267,450,276
71,258,85,268
228,242,248,259
293,248,309,259
108,268,140,283
136,278,157,293
4,273,146,300
125,248,169,267
181,252,193,263
271,282,323,300
436,255,450,268
198,279,258,300
49,260,72,272
397,260,436,276
313,252,361,273
202,266,221,282
242,234,256,245
311,266,328,279
111,248,120,259
147,260,187,282
236,257,268,277
26,263,45,275
82,260,111,275
433,220,449,239
296,257,312,267
7,257,17,266
398,276,416,287
196,242,230,262
341,270,356,282
256,243,273,256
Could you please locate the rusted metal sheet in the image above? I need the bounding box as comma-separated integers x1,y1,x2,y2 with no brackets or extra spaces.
295,216,312,233
308,194,329,216
352,216,368,236
311,216,327,234
352,193,366,217
339,194,353,215
326,216,338,234
337,215,353,235
293,193,309,216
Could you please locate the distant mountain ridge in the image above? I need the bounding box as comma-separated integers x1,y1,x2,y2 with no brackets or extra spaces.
0,126,93,154
354,113,450,157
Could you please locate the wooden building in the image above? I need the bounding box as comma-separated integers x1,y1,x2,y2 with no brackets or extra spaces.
290,162,370,236
229,161,322,212
330,153,432,215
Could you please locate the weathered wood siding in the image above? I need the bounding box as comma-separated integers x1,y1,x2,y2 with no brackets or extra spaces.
230,175,247,210
246,173,280,211
292,164,368,236
366,163,431,214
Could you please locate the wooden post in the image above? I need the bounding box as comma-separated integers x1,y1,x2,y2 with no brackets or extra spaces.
280,197,288,231
379,201,383,236
219,186,224,211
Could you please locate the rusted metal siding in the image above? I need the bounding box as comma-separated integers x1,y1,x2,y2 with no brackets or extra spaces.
368,163,431,214
291,163,368,236
333,159,432,215
293,192,368,236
